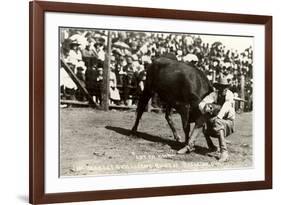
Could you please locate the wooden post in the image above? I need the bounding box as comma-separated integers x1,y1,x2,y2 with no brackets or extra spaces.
181,35,185,56
101,31,112,111
60,59,98,108
240,74,245,111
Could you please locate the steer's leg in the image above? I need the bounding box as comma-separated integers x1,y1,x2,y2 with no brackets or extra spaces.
176,104,193,154
186,115,206,149
165,106,181,142
187,124,203,150
131,89,152,135
179,104,191,143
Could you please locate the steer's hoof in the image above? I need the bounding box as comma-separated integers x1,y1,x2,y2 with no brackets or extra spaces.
177,145,195,154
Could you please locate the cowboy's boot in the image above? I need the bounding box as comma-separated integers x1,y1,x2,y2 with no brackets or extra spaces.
204,135,218,152
219,150,229,162
218,130,229,162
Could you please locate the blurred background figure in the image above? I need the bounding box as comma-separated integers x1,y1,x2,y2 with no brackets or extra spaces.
109,57,121,105
95,67,103,105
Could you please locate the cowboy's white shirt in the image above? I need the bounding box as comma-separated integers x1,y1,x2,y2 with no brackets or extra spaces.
198,89,235,120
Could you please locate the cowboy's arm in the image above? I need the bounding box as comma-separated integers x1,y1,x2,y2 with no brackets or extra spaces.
198,92,217,114
217,91,234,119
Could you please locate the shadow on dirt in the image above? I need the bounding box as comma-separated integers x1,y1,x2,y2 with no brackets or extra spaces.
193,145,214,156
106,126,214,156
105,126,183,150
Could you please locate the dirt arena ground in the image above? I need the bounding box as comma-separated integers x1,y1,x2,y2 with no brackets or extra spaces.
60,108,253,176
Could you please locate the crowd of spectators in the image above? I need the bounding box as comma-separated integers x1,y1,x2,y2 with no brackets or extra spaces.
60,28,253,111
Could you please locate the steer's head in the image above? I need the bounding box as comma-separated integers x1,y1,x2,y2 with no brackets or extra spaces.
204,103,221,116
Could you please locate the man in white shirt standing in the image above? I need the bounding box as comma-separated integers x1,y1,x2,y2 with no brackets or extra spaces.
198,77,235,162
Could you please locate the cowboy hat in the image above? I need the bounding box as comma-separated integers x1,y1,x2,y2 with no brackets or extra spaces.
213,77,230,88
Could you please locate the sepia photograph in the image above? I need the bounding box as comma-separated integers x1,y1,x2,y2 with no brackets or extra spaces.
59,27,254,177
29,2,272,204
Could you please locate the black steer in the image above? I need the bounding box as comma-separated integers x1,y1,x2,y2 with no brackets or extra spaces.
131,56,213,150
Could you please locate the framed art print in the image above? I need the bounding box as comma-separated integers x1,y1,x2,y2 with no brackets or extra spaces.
29,1,272,204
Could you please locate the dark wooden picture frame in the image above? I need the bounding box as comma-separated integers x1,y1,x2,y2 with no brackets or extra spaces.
29,1,272,204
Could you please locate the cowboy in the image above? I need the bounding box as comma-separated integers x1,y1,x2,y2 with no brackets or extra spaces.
198,77,235,162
